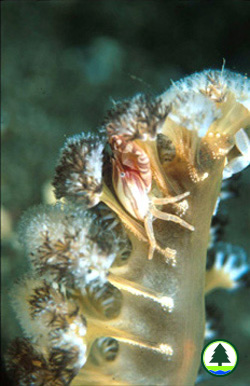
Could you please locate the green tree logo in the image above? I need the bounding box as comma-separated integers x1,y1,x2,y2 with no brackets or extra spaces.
201,340,238,377
209,343,231,366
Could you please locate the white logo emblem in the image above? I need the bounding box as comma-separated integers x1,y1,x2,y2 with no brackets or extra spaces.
201,340,238,376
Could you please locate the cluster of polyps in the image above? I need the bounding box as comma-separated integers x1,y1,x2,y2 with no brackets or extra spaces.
6,70,250,385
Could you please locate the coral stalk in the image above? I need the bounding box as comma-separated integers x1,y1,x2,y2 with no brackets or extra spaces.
6,69,250,385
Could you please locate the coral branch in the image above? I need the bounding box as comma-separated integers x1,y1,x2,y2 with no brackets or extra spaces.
7,69,250,386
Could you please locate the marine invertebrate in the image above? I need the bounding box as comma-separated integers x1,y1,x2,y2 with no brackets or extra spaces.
6,69,250,385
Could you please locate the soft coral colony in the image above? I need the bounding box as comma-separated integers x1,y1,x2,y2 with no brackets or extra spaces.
6,70,250,385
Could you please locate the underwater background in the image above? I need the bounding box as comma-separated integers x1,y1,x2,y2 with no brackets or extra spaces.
1,1,250,385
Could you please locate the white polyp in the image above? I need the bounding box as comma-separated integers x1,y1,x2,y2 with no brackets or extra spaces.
162,70,250,142
240,99,250,111
213,244,249,287
231,265,249,283
168,92,220,137
204,321,216,340
223,253,239,273
62,133,105,193
10,277,46,340
19,205,66,252
223,129,250,180
219,180,235,200
214,251,225,270
213,197,221,216
163,70,250,107
86,142,105,184
223,155,250,179
235,129,250,157
57,322,87,369
220,190,234,200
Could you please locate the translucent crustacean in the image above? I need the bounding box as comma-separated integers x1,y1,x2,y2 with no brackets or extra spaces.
110,133,194,261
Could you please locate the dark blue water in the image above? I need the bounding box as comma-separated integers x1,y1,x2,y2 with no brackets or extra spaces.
209,370,231,375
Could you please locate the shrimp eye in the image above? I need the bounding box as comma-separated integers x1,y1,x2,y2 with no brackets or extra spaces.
120,172,126,178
